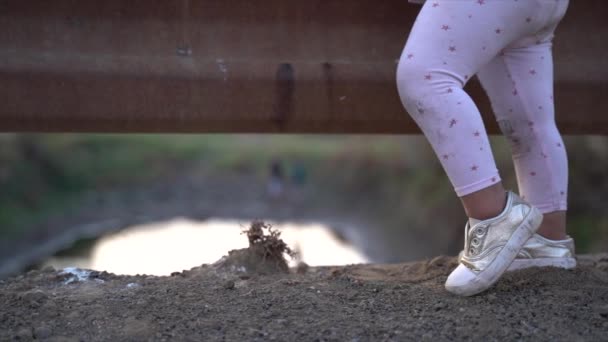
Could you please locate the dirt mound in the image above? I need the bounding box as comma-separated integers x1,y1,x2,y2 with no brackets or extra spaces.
213,221,296,276
1,254,608,341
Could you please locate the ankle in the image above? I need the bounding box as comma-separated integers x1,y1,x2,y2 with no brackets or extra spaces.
536,210,568,240
462,186,508,220
536,230,568,241
536,226,567,240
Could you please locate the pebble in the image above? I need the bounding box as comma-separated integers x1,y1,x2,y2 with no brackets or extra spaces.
598,305,608,318
296,262,309,274
21,290,48,303
34,325,52,339
421,332,434,341
27,270,40,277
42,266,56,273
433,302,446,311
15,327,32,340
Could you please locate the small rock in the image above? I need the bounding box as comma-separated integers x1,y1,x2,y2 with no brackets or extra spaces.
598,305,608,318
296,262,309,274
34,325,52,339
433,302,446,311
21,290,48,303
89,271,101,279
27,270,40,277
42,301,57,311
42,266,56,273
280,279,299,286
15,327,32,340
223,280,236,290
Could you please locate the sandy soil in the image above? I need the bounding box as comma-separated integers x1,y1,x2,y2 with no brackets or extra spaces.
1,254,608,341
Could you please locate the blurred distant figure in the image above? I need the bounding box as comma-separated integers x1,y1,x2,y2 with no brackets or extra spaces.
290,161,307,186
267,159,284,198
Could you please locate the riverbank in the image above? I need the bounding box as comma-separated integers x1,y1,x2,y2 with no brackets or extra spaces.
1,254,607,341
2,134,608,280
0,135,466,278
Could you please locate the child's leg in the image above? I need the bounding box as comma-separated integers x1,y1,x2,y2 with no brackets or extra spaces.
396,0,549,218
476,24,569,239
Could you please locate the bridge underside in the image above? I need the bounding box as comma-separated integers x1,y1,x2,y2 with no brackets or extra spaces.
1,1,606,134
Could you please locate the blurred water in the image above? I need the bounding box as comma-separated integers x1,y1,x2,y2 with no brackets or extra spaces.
41,219,369,276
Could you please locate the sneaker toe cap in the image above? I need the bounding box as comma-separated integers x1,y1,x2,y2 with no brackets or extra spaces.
445,264,477,290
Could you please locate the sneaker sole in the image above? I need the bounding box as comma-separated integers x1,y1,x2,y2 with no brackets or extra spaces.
445,206,543,296
507,257,577,271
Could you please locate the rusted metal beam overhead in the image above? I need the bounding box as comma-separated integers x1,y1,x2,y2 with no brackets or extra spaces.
0,0,607,134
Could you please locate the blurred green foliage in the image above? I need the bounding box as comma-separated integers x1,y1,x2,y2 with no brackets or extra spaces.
0,133,607,255
0,134,404,238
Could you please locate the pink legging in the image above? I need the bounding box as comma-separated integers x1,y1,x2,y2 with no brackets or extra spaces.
397,0,569,214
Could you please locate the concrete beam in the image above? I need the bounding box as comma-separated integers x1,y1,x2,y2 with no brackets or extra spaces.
0,0,606,133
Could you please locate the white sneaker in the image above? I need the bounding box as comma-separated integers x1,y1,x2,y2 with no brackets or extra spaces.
507,233,576,271
457,233,577,271
445,191,542,296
